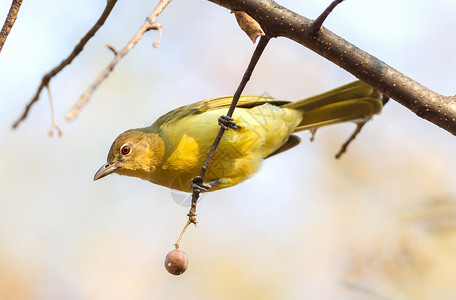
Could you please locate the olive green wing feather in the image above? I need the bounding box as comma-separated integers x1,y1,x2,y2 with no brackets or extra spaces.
282,81,383,131
151,95,290,129
149,80,382,132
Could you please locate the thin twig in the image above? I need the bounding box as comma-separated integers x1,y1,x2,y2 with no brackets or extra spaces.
336,95,389,159
12,0,119,130
0,0,23,53
311,0,345,33
45,84,63,138
66,1,171,121
186,36,271,224
106,44,118,55
174,220,192,249
152,24,162,48
335,95,389,158
334,121,367,159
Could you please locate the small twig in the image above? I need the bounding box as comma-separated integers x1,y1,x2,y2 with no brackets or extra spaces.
0,0,23,53
174,220,192,249
12,0,119,129
66,1,171,121
106,44,118,55
151,24,162,48
45,84,63,138
311,0,345,33
335,95,389,159
186,36,271,225
335,121,367,159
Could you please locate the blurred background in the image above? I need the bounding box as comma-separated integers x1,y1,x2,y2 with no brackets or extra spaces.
1,0,456,299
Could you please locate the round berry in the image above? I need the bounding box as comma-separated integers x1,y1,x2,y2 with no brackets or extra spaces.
164,249,188,275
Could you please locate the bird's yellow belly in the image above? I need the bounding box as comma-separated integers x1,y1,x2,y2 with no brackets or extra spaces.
154,104,302,192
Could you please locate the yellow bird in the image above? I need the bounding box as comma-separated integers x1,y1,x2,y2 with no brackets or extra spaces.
94,81,383,192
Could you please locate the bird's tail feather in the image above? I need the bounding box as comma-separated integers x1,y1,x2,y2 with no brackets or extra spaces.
282,81,383,132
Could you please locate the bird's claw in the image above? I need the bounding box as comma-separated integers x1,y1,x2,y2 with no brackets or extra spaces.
190,176,211,193
218,115,241,130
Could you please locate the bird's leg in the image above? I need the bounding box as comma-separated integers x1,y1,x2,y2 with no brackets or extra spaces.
189,175,211,193
218,115,241,130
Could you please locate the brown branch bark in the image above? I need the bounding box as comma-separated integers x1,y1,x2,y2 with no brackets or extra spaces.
0,0,23,52
208,0,456,136
12,0,118,129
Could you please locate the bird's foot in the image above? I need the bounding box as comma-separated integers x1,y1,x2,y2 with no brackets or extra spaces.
190,176,211,193
218,115,241,130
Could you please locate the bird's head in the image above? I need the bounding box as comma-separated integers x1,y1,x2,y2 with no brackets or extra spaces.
94,129,165,182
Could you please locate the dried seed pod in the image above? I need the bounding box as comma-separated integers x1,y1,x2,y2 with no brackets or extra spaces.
232,11,265,44
164,249,188,275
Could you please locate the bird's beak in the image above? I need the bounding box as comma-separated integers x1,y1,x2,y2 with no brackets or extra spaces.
93,162,118,181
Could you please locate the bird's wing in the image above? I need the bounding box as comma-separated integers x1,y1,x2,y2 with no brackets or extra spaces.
150,95,290,130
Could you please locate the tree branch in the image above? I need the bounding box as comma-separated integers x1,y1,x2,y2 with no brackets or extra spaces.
66,0,172,121
208,0,456,136
12,0,119,130
0,0,23,52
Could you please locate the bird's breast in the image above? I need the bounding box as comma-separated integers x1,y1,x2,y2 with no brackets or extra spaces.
153,103,302,191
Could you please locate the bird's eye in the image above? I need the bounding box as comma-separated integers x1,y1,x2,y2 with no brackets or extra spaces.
121,145,131,155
